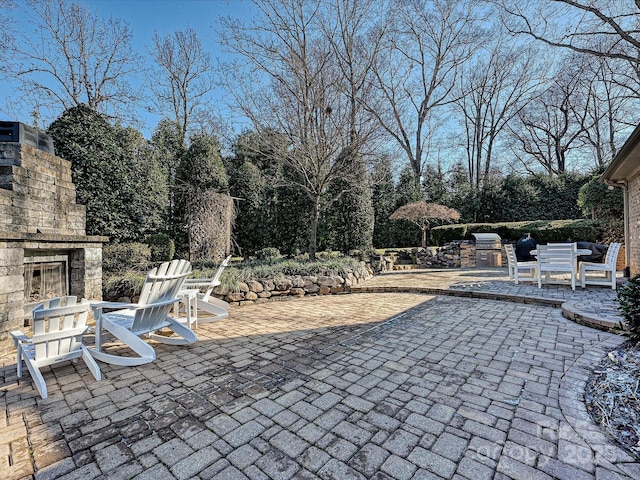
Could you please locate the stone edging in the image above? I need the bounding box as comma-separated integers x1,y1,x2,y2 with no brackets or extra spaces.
561,301,624,333
556,325,638,475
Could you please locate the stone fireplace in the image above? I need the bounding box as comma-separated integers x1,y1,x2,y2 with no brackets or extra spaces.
0,124,107,355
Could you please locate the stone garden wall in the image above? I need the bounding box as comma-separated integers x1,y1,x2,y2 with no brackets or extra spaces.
217,269,374,306
108,266,375,306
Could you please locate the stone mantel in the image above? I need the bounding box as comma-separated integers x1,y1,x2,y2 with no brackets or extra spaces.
0,231,108,244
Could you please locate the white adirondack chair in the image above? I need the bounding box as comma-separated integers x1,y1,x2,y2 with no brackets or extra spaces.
89,259,197,366
180,255,231,321
11,296,101,399
580,242,622,289
536,243,578,290
504,244,537,284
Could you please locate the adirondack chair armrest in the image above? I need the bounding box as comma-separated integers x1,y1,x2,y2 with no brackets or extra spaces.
10,330,30,347
90,301,139,311
183,278,220,288
92,297,181,314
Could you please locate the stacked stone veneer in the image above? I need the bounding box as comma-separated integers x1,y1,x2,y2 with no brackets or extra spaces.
0,142,107,355
629,173,640,276
219,270,374,305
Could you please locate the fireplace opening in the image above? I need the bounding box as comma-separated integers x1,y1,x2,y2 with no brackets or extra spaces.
24,251,70,309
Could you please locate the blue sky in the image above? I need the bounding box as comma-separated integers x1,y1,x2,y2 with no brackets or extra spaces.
2,0,254,137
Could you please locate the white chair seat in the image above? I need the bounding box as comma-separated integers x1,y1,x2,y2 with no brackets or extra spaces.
536,243,578,290
580,243,621,290
11,297,101,399
504,244,537,284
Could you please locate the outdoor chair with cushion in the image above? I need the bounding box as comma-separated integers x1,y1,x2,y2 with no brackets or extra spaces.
89,259,197,366
11,296,101,399
504,244,537,284
580,242,622,290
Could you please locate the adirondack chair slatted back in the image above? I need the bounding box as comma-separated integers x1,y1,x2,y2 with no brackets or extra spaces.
604,243,622,268
32,296,90,363
131,259,191,335
202,255,231,301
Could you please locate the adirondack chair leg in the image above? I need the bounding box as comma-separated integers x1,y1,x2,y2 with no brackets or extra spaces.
15,344,23,378
94,309,104,353
148,318,198,345
81,345,102,381
25,358,48,399
88,322,157,366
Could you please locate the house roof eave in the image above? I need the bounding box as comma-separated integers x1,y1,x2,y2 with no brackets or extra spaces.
602,123,640,186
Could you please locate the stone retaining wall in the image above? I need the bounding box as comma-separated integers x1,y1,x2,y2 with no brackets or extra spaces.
217,268,374,305
109,266,375,306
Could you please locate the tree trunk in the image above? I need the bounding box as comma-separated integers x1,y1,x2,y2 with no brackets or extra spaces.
421,228,427,249
309,195,321,262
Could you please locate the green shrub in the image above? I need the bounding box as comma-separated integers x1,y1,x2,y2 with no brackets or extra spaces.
316,251,342,260
102,243,151,273
255,247,282,260
145,233,175,262
103,271,147,297
103,255,368,299
430,219,601,246
618,275,640,340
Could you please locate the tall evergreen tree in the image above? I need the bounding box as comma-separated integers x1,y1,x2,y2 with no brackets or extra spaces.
175,131,229,254
321,158,374,252
370,157,398,248
47,105,157,242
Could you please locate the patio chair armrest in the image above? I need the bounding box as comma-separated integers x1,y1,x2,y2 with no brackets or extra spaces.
93,297,181,314
10,330,30,346
90,301,139,311
183,278,219,288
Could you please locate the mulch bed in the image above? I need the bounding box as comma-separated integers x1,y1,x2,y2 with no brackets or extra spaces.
585,340,640,459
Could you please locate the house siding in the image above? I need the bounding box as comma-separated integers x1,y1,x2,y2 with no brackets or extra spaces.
630,173,640,277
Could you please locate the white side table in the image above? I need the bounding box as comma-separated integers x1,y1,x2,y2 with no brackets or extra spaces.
174,289,199,330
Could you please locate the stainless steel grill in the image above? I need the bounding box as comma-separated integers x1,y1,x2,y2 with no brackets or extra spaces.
472,233,502,267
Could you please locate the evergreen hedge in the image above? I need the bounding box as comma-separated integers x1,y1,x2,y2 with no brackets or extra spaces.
430,219,602,245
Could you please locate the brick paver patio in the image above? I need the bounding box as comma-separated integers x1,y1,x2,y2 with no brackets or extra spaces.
1,268,637,479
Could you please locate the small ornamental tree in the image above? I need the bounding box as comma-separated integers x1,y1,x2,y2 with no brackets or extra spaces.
390,201,461,248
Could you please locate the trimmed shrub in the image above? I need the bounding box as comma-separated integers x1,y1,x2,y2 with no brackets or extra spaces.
618,275,640,340
102,243,151,273
145,233,175,262
430,219,601,246
255,247,282,260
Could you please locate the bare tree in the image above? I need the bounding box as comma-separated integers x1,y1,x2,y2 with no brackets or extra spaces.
579,56,632,167
508,58,592,175
369,0,481,189
455,34,542,189
320,0,385,148
0,0,15,71
219,0,380,260
148,27,216,144
5,0,140,125
496,1,640,96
